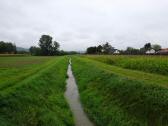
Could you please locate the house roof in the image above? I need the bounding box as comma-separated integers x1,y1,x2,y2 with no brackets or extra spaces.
157,48,168,53
160,48,168,51
146,49,155,54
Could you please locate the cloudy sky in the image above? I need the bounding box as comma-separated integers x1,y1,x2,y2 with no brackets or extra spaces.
0,0,168,51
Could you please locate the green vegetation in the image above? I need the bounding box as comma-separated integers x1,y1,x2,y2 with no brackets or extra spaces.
29,35,60,56
86,42,115,54
1,55,168,126
0,56,74,126
72,56,168,126
86,42,164,55
85,55,168,76
0,41,16,54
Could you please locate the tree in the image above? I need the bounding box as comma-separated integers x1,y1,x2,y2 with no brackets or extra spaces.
39,35,53,55
29,46,41,56
0,41,16,54
152,44,161,52
102,42,114,54
97,45,103,54
144,43,151,51
126,47,134,54
52,41,60,55
86,46,97,54
38,35,60,56
125,47,140,55
139,47,146,54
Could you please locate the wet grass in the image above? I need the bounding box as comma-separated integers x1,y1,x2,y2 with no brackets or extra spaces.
72,56,168,126
0,56,74,126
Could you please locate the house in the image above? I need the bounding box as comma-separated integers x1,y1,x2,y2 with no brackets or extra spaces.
157,48,168,54
146,49,155,54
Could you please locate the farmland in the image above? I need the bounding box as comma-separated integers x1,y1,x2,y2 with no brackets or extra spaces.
0,55,168,126
0,56,74,126
72,56,168,126
84,55,168,76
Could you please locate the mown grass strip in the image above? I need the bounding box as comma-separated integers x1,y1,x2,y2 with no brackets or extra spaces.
0,57,74,126
0,58,59,93
72,56,168,126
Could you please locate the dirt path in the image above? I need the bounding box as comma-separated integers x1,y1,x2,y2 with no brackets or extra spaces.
65,59,94,126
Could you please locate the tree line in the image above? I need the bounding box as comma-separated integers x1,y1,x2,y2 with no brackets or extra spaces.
0,36,164,55
87,42,115,54
121,43,161,55
0,41,16,54
86,42,162,55
29,35,78,56
0,35,78,56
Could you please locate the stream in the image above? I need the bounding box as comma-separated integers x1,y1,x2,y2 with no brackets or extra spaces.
65,59,94,126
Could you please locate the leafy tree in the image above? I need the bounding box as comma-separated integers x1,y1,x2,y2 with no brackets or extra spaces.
0,41,6,53
102,42,114,54
97,45,103,54
144,43,151,51
152,44,161,52
29,46,41,56
52,41,60,55
39,35,53,55
38,35,60,56
125,47,140,55
0,41,16,54
125,47,134,54
86,46,97,54
139,47,146,54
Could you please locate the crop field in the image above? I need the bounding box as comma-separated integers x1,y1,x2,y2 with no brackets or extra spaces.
0,55,168,126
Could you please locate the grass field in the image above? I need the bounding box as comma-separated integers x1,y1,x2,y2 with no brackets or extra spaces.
72,56,168,126
0,56,74,126
1,55,168,126
85,55,168,76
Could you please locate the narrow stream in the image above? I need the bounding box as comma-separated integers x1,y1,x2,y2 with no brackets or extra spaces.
65,59,94,126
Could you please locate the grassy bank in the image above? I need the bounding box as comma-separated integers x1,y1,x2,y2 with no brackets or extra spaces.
72,56,168,126
0,56,74,126
85,55,168,76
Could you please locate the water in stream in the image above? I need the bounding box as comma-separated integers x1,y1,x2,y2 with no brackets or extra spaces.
65,59,94,126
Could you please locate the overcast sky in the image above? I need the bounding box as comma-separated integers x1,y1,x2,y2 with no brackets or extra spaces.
0,0,168,51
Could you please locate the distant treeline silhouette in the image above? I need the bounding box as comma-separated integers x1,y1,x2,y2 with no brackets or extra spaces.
0,41,16,54
87,42,115,54
86,42,164,55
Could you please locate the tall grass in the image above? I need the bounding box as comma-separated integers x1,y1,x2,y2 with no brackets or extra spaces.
72,57,168,126
0,57,74,126
85,55,168,76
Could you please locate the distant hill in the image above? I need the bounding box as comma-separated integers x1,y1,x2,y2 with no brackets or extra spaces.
16,47,29,52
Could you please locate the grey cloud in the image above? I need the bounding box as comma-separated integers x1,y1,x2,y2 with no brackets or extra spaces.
0,0,168,51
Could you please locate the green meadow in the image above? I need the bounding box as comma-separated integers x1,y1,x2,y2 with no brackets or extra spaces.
72,56,168,126
0,56,74,126
0,55,168,126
